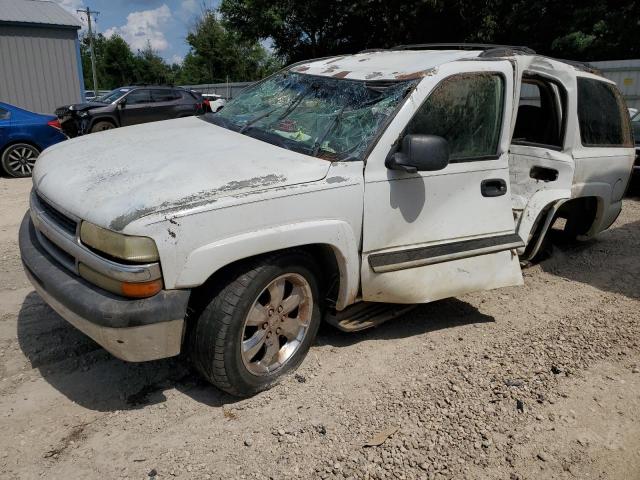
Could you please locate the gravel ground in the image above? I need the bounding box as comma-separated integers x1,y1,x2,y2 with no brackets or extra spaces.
1,177,639,480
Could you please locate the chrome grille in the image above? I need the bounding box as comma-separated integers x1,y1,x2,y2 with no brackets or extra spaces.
29,189,161,283
36,194,77,236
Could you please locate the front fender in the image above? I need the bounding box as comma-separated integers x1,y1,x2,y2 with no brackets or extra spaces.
175,220,360,310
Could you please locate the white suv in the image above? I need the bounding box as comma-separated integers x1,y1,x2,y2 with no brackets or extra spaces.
20,44,635,396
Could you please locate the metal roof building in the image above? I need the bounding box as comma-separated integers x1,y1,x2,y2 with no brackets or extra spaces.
0,0,84,114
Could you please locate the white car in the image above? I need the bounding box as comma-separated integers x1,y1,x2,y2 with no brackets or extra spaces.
20,44,635,396
201,93,226,112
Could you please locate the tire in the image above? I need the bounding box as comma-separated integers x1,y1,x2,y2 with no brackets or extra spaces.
189,251,322,397
1,143,40,178
90,121,115,133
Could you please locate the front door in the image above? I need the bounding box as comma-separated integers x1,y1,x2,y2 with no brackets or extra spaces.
361,60,523,304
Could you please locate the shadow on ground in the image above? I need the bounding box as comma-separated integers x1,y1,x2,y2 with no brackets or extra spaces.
16,291,235,412
317,297,495,348
539,218,640,300
17,291,494,412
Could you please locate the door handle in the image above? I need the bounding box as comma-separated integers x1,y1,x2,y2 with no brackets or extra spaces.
481,178,508,197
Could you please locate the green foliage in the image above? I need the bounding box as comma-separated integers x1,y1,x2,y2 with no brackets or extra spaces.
80,34,176,90
177,9,281,84
220,0,640,62
79,8,280,92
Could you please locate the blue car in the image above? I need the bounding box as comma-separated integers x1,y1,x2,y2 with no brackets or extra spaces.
0,102,67,177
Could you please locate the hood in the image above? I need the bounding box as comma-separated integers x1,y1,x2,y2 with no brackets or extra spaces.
56,102,106,114
33,116,331,231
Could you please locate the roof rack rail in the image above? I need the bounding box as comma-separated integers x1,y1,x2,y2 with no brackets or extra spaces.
392,43,535,55
550,58,600,74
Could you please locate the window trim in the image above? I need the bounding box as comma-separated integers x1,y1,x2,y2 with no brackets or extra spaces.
511,73,568,152
577,77,634,149
401,71,508,164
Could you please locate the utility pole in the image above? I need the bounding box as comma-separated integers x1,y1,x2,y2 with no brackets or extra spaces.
77,7,100,93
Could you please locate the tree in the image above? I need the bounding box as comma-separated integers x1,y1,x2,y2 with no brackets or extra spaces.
220,0,640,63
80,34,177,90
133,42,176,85
179,8,280,84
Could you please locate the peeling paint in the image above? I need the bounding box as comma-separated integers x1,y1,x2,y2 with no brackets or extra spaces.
326,176,348,184
321,65,340,74
394,68,437,80
333,71,351,78
109,174,287,230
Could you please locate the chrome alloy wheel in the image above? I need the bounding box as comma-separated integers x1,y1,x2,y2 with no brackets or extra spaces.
5,144,38,176
241,273,313,376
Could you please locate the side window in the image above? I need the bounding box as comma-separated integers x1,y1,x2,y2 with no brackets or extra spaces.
513,77,565,148
0,107,9,120
406,73,505,161
577,78,633,147
151,89,178,102
125,89,151,105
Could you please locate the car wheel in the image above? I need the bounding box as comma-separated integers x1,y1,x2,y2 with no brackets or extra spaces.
1,143,40,178
90,121,115,133
190,251,322,397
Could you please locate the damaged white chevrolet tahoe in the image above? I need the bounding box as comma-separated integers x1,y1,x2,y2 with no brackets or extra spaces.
20,44,635,396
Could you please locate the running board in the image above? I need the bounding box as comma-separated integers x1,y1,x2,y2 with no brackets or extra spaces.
325,302,416,332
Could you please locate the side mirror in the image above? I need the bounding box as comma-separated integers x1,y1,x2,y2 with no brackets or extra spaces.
117,99,126,109
385,134,450,173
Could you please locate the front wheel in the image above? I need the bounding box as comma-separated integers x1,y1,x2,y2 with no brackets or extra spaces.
90,121,115,133
189,252,322,396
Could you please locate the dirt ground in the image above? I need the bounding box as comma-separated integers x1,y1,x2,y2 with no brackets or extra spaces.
1,176,639,480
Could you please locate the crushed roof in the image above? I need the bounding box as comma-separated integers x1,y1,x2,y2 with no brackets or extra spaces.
290,49,484,81
0,0,81,28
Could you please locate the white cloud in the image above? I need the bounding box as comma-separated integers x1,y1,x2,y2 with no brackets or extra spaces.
54,0,84,11
104,4,172,52
181,0,199,15
170,54,184,65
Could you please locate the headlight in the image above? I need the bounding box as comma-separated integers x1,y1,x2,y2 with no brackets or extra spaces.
78,111,89,117
80,221,159,263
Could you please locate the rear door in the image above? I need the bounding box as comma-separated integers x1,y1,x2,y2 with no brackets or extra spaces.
150,89,182,120
361,60,523,304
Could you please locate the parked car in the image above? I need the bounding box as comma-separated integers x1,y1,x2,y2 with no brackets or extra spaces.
84,90,110,102
201,93,226,112
20,45,635,396
0,102,66,177
56,86,205,137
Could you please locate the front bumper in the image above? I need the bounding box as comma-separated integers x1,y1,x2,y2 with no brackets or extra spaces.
19,213,190,362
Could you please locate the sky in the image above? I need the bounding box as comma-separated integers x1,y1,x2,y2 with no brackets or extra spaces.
53,0,221,64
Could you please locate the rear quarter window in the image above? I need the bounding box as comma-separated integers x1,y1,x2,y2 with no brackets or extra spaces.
0,107,9,120
577,78,633,147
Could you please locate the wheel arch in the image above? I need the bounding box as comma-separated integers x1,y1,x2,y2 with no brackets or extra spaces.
88,116,119,130
1,138,43,154
521,195,602,262
175,220,361,312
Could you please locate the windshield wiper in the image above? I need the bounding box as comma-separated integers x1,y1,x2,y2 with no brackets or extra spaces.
312,105,348,157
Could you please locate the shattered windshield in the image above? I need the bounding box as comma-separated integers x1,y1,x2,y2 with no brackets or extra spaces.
95,88,130,104
208,72,417,161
